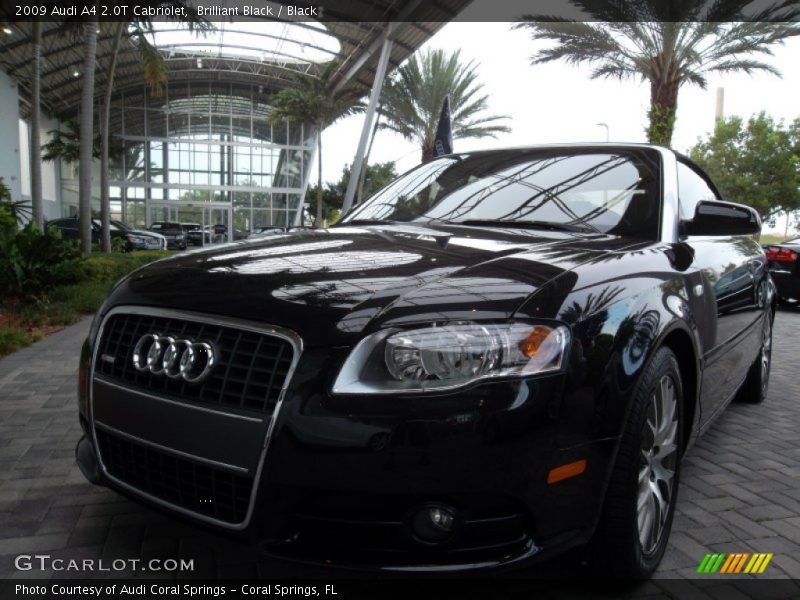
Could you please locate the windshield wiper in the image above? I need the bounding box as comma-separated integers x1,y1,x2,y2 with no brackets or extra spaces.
446,219,597,233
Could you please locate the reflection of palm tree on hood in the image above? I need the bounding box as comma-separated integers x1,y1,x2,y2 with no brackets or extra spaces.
560,286,625,325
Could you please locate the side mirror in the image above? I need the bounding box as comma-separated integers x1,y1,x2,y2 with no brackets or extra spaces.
680,200,761,237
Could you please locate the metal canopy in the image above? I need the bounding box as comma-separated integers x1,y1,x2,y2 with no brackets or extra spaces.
0,0,471,119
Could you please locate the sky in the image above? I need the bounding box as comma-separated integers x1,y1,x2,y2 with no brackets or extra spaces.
316,22,800,232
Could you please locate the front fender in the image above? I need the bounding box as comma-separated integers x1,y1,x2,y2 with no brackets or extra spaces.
556,279,701,449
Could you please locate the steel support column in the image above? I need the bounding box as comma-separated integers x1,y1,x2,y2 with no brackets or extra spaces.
341,34,394,215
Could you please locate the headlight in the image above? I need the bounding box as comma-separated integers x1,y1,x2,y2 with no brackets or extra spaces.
332,322,570,395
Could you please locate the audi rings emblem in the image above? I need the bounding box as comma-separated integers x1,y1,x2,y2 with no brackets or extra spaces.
132,334,216,382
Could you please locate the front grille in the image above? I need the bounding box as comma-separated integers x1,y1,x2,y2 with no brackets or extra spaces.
96,428,253,524
96,313,293,414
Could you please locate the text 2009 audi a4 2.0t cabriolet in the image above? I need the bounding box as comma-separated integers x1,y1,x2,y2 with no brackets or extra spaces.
75,145,773,578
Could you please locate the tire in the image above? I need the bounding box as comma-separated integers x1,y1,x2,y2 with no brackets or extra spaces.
593,347,683,578
735,311,773,404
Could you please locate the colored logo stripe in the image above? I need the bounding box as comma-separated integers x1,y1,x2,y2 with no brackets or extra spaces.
697,552,773,574
697,553,726,573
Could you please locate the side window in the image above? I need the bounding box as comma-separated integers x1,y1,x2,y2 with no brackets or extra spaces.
677,162,718,219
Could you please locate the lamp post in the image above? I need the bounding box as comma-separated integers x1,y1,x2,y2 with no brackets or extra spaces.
596,122,609,142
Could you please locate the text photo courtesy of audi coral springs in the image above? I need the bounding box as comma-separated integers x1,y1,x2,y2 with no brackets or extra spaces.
76,145,772,578
14,584,333,597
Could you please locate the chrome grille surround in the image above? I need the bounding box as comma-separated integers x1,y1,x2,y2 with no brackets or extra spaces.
88,305,302,530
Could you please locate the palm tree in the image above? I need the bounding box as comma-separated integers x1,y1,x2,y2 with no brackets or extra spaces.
98,24,168,252
268,62,364,226
29,22,44,232
515,1,800,146
379,49,510,163
78,18,98,255
97,23,127,252
42,120,103,163
97,9,210,251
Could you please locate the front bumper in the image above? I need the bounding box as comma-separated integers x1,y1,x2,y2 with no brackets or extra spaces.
77,315,616,571
164,238,187,250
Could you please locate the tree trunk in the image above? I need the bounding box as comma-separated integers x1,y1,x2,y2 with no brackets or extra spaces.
646,78,679,147
421,136,436,163
79,19,98,255
30,22,43,232
100,23,125,253
316,125,323,227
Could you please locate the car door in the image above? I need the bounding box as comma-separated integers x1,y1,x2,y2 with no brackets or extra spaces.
677,161,764,423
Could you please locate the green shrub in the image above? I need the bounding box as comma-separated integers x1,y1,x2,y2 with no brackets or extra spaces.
0,222,83,297
0,326,40,356
81,255,124,282
111,236,128,253
17,296,80,327
81,250,171,283
50,280,114,314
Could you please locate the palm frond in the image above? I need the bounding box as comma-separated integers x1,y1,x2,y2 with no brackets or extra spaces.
133,33,167,96
378,48,509,157
705,59,782,77
267,61,364,127
516,1,799,147
517,6,799,91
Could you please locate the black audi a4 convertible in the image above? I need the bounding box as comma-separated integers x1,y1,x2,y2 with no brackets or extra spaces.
75,144,773,578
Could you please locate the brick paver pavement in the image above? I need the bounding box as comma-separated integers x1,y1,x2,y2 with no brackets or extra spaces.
1,309,799,591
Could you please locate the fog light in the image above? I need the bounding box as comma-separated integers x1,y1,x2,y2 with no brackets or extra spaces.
410,503,457,544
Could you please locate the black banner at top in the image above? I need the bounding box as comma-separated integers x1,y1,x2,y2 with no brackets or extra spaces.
1,0,799,23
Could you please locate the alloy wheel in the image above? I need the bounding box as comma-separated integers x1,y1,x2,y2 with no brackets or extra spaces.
761,317,772,397
637,374,679,554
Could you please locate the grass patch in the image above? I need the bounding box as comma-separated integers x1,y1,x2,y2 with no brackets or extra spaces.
760,233,795,245
0,326,41,356
0,250,173,357
50,280,115,314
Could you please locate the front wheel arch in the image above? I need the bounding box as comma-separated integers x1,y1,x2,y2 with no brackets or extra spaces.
659,328,699,455
593,346,685,578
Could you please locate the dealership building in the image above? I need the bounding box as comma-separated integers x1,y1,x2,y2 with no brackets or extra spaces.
0,1,467,240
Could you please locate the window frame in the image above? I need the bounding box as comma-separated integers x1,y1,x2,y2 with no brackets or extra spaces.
676,156,722,221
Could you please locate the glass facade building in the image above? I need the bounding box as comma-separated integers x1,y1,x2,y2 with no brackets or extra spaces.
60,82,315,240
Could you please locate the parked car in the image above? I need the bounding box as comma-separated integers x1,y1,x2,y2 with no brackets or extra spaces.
183,224,210,246
212,223,251,241
186,225,229,245
763,238,800,307
250,226,287,239
75,145,773,578
149,221,188,250
46,217,166,251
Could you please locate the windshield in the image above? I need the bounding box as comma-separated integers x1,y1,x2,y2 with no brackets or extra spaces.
341,149,662,238
151,222,180,232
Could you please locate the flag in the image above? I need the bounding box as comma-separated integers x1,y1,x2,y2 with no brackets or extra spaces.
433,95,453,158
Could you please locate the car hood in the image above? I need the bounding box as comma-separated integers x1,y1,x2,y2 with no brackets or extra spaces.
133,229,165,239
107,223,646,347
